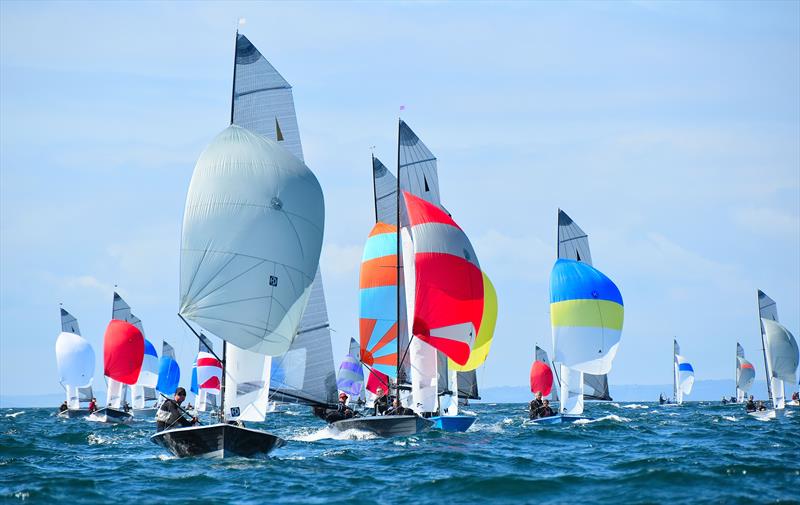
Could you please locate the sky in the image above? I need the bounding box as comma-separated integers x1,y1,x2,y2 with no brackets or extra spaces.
1,1,798,401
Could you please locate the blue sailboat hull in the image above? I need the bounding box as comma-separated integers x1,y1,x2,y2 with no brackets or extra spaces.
430,415,477,432
529,414,590,425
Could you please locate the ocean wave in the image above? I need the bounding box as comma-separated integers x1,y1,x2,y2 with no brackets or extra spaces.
4,411,24,418
621,404,649,410
87,434,117,445
289,426,376,442
573,414,630,424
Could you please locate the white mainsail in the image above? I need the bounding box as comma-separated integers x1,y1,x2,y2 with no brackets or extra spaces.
232,32,336,408
179,125,324,421
55,308,95,409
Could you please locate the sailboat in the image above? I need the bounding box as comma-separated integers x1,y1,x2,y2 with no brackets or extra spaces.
672,339,694,405
150,83,325,457
542,210,624,424
155,341,180,401
131,339,159,417
89,293,144,424
55,307,96,418
734,343,755,403
230,31,338,415
336,340,365,404
556,210,614,402
191,337,222,415
749,290,799,419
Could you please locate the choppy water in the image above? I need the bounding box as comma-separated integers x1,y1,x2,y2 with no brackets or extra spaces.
1,403,798,504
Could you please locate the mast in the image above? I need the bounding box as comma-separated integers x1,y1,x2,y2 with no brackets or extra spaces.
395,118,402,400
673,338,677,402
221,341,227,419
757,292,773,407
371,153,379,223
230,28,238,125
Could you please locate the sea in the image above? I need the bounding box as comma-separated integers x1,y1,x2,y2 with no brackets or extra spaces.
1,402,798,504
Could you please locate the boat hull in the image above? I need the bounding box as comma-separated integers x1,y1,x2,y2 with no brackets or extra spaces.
57,408,91,419
430,415,477,432
331,415,432,437
150,423,284,458
529,414,590,425
133,408,158,418
87,407,133,424
747,409,784,420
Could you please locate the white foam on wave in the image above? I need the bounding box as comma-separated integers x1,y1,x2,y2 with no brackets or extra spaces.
461,409,477,416
157,454,177,461
610,403,620,408
87,433,116,445
622,404,649,410
574,414,630,425
4,411,24,418
289,426,376,442
721,415,737,422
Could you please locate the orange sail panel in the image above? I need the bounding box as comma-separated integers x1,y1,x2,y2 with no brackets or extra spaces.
359,222,398,378
403,192,483,366
103,320,144,385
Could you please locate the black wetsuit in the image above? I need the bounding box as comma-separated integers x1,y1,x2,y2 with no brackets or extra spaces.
529,399,543,419
373,395,389,416
745,400,756,412
59,403,68,412
325,402,354,423
156,399,193,431
539,406,555,417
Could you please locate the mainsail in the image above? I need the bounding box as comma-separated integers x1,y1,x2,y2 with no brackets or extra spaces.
534,345,559,401
735,342,755,402
232,32,336,407
761,318,799,410
179,123,325,421
55,308,95,409
556,210,611,401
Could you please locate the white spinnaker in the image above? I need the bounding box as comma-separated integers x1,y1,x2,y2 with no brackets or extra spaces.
55,331,95,409
559,364,584,415
736,357,755,398
762,318,799,410
675,354,694,403
224,343,272,422
179,125,324,356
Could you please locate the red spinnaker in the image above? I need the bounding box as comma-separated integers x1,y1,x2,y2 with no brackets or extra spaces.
103,319,144,385
366,368,390,395
403,192,484,365
530,360,553,396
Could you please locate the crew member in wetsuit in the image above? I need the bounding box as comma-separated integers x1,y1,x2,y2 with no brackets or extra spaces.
745,395,756,413
529,391,544,419
539,399,555,418
325,393,355,423
386,398,413,416
59,401,68,413
156,387,198,432
373,387,389,416
88,397,97,413
659,393,666,405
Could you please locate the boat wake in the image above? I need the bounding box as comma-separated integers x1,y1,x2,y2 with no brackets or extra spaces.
574,414,630,425
289,426,376,442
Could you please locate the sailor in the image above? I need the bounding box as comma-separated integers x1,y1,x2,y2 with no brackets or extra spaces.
325,393,355,423
659,393,666,405
757,401,767,411
386,398,413,416
88,398,97,413
745,395,756,413
59,401,68,413
156,387,198,432
123,401,131,413
721,396,728,405
373,387,389,416
539,399,555,418
529,391,544,419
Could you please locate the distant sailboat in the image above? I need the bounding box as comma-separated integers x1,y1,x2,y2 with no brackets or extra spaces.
131,339,159,417
55,307,95,418
735,343,755,403
336,340,365,403
192,336,222,414
750,290,799,419
543,210,624,424
89,292,144,424
533,345,558,401
673,339,694,405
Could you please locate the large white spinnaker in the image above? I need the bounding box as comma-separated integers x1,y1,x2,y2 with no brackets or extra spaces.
55,308,95,410
179,125,324,422
762,318,799,410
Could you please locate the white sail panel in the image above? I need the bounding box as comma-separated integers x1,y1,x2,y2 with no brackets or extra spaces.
736,356,755,393
559,364,584,415
55,331,95,388
179,125,324,355
675,354,694,400
60,308,81,335
762,319,799,383
224,343,271,422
